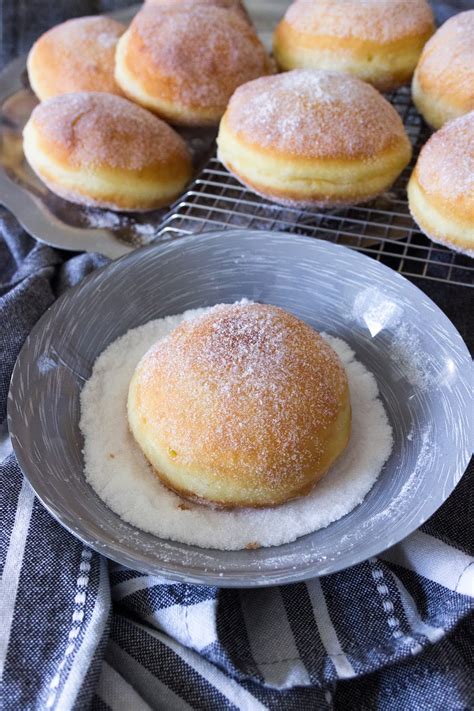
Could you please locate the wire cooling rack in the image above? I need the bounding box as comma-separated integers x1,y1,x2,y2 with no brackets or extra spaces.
158,87,473,288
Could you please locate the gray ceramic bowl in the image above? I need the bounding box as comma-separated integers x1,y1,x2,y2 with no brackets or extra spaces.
8,231,473,586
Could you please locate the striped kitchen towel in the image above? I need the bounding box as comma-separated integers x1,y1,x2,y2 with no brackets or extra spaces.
1,199,473,711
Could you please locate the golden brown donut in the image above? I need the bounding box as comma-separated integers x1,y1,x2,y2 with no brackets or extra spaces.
273,0,435,92
27,16,126,101
144,0,250,23
408,111,474,257
23,92,192,212
217,69,412,208
115,4,273,126
128,303,351,509
412,11,474,129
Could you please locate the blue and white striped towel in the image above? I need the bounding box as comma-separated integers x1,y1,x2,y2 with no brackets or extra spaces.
1,211,473,711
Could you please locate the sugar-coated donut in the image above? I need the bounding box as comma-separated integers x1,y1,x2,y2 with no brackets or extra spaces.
273,0,434,92
128,303,351,508
408,112,474,258
412,11,474,130
27,16,125,101
144,0,250,23
217,70,412,208
115,5,273,126
23,92,192,212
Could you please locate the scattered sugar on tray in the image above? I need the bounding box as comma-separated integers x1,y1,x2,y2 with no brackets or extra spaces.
80,302,393,550
83,208,158,242
83,209,122,229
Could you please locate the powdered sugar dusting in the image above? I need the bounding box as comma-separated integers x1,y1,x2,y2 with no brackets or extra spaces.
224,69,410,158
415,11,474,104
79,303,393,550
416,111,474,201
145,0,249,22
129,5,271,110
29,16,125,96
285,0,434,43
96,31,120,49
82,209,158,241
135,303,348,489
30,92,191,171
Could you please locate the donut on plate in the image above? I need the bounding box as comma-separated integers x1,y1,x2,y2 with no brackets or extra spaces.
128,302,351,508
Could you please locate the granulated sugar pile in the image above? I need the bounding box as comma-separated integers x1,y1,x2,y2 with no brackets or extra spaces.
79,304,393,550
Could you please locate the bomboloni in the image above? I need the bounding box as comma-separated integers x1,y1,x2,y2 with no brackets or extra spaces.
128,303,352,508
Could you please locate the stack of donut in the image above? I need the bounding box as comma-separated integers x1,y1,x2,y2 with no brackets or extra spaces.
22,1,473,257
218,0,472,256
219,0,431,209
23,1,272,211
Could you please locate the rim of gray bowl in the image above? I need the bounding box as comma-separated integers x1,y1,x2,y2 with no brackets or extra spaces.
7,231,473,586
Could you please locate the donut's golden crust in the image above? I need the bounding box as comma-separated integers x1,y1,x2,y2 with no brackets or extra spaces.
128,303,352,508
412,11,474,129
273,0,434,91
23,92,192,212
114,5,273,126
408,112,474,257
217,70,412,208
27,16,125,101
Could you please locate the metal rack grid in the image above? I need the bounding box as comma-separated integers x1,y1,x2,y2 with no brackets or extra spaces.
158,87,473,288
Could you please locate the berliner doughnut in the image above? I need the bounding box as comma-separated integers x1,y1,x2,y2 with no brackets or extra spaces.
217,70,412,208
273,0,435,92
27,16,125,101
128,303,351,508
408,112,474,257
115,5,273,126
144,0,250,23
23,92,192,212
412,11,474,129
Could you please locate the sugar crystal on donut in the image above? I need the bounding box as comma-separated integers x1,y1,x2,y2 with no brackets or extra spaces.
128,303,352,508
